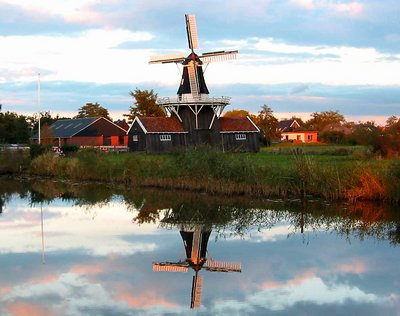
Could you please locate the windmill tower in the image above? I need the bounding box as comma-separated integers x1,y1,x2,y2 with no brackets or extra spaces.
153,224,241,309
149,14,238,145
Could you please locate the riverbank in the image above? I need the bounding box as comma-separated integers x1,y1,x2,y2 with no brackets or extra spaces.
2,145,400,203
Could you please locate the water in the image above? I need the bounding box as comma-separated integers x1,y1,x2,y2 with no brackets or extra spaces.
0,178,399,315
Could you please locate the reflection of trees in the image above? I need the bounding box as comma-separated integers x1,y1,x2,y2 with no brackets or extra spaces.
1,177,400,245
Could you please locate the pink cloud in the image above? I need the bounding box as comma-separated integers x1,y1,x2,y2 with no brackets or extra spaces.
333,2,364,18
70,263,104,275
114,282,179,308
337,259,367,274
8,302,53,316
259,267,318,289
117,291,179,308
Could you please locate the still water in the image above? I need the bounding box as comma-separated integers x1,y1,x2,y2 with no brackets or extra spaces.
0,178,399,315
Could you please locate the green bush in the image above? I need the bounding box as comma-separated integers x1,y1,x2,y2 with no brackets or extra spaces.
60,144,79,156
30,144,52,159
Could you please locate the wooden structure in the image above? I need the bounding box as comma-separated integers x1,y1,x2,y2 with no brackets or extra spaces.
220,117,260,152
127,117,187,152
132,14,259,153
31,117,128,148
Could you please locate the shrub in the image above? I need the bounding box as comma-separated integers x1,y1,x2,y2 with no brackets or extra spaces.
60,144,79,156
30,143,52,159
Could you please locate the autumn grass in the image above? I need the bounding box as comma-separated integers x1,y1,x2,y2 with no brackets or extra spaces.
3,145,400,203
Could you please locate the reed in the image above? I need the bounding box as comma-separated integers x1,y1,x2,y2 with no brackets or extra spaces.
8,146,399,203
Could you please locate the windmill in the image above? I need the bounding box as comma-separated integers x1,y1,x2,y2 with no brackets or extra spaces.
153,224,241,309
149,14,238,135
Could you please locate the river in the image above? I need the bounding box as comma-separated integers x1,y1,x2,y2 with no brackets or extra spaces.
0,178,399,315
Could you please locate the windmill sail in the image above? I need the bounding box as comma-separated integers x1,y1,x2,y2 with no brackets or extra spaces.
199,50,238,63
186,14,199,51
149,54,185,64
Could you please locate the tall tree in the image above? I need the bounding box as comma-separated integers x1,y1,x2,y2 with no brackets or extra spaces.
0,112,30,144
224,109,251,118
255,105,280,146
124,89,165,122
223,109,257,122
75,102,111,120
305,110,345,131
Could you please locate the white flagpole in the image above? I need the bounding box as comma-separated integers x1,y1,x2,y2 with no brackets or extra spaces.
38,73,41,144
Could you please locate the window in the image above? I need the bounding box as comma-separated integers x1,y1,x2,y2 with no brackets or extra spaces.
307,135,313,141
160,134,171,141
297,135,301,140
235,134,246,141
118,136,124,145
132,135,138,142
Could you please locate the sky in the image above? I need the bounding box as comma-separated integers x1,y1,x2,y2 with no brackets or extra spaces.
1,0,400,124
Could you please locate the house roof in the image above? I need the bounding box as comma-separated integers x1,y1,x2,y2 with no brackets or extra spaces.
114,119,130,131
132,117,186,133
219,117,259,132
32,117,127,139
31,117,99,139
279,119,299,132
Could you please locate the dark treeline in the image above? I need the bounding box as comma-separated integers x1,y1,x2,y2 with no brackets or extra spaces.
1,177,400,245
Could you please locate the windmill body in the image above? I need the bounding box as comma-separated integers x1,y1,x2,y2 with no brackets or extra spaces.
127,14,260,153
150,14,238,146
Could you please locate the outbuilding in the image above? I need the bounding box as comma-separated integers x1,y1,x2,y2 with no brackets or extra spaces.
219,116,260,152
32,117,128,148
127,116,188,153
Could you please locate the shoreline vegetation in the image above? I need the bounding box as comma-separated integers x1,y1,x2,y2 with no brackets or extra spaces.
1,144,400,203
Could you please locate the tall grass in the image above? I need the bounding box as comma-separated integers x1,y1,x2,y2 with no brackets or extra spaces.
22,146,400,203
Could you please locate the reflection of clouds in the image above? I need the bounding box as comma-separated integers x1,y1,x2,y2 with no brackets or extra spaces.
0,201,159,256
337,259,367,274
1,273,187,316
7,302,52,316
212,277,382,314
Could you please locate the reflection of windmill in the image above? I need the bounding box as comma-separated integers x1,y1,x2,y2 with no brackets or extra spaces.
153,224,241,309
150,14,238,140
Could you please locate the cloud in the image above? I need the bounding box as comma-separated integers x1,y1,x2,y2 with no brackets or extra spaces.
290,0,315,11
333,2,364,18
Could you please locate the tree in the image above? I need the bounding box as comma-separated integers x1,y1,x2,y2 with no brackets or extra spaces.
223,109,257,122
40,124,55,145
0,112,30,144
224,109,251,118
75,102,111,120
305,110,345,131
28,111,69,135
255,105,280,146
124,89,165,122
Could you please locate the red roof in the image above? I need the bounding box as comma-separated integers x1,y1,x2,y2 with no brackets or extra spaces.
219,117,259,132
139,117,185,133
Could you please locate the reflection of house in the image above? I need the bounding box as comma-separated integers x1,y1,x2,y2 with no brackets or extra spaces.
32,117,128,147
279,119,318,143
153,224,241,309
